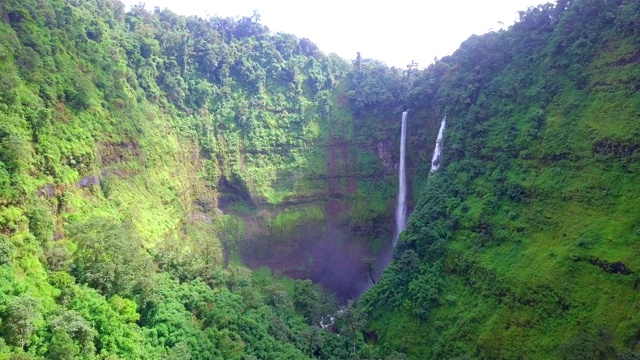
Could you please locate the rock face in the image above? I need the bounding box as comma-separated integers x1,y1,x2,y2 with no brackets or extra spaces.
235,90,403,301
78,175,99,188
0,0,448,356
377,139,395,175
234,106,440,301
357,2,640,358
40,184,56,197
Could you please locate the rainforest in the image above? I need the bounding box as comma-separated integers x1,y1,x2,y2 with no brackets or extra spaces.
0,0,639,359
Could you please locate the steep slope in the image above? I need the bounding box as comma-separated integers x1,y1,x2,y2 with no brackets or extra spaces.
0,0,403,358
4,0,638,358
361,1,640,359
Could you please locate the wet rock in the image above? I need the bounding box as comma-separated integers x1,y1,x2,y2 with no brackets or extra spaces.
194,198,215,212
588,257,633,275
593,139,640,159
190,212,212,223
376,139,394,174
101,168,129,178
78,175,99,188
40,183,55,197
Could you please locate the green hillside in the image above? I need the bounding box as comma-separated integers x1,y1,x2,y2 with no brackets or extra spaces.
361,1,640,358
0,0,401,358
0,0,639,359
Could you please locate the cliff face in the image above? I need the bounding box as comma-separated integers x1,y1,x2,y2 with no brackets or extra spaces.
0,0,421,357
360,1,640,358
235,83,404,299
7,0,638,358
0,0,409,307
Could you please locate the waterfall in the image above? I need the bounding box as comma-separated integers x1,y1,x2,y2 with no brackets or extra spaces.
357,112,444,295
430,116,446,172
394,111,408,242
359,110,409,292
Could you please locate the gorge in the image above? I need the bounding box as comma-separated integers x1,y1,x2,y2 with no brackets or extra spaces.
0,0,639,359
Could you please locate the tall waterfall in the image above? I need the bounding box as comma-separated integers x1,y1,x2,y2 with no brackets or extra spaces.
395,111,408,241
430,116,446,172
358,112,444,294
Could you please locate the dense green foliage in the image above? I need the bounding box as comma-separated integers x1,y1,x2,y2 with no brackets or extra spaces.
2,0,639,358
0,0,390,358
360,0,640,358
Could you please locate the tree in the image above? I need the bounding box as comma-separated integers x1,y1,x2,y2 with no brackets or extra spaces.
70,216,154,298
363,256,376,285
293,280,321,324
49,310,95,354
354,52,362,73
299,326,324,357
299,38,320,57
406,60,419,84
46,330,78,360
25,203,55,244
263,283,291,314
335,301,365,355
2,296,42,350
408,264,443,320
44,244,71,272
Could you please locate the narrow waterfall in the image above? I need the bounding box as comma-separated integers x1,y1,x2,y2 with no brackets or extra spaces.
357,110,409,293
430,116,446,172
394,111,409,243
354,112,443,298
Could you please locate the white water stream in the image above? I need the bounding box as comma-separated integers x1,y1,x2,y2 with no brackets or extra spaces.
319,112,447,326
377,112,446,284
394,111,409,242
363,110,409,291
430,116,446,172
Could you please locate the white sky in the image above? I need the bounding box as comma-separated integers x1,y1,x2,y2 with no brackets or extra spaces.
121,0,549,68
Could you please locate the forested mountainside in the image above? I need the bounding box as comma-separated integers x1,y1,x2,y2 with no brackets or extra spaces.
360,0,640,359
0,0,639,359
0,0,416,358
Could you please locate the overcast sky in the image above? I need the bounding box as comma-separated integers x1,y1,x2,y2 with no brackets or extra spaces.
121,0,549,68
